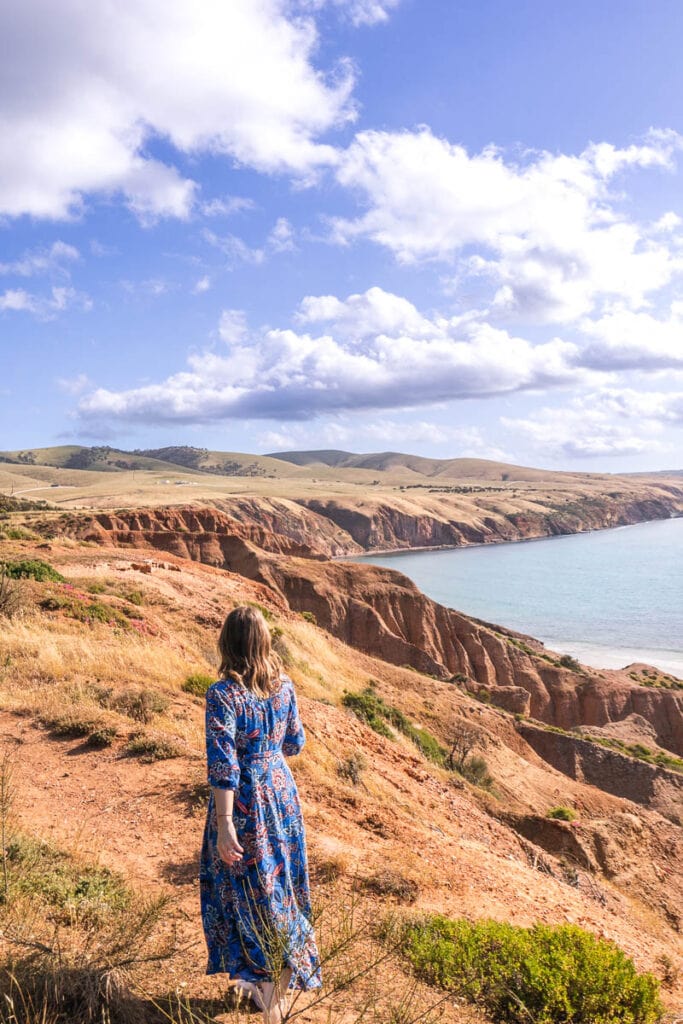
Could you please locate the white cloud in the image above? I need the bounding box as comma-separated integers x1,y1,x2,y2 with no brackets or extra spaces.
295,0,400,26
203,230,266,267
0,0,355,221
218,309,249,344
200,196,256,218
331,128,683,324
193,275,212,295
204,217,299,265
121,278,169,298
501,389,674,458
297,285,439,339
268,217,297,253
77,286,589,425
577,307,683,371
57,373,91,395
0,285,91,318
0,241,79,277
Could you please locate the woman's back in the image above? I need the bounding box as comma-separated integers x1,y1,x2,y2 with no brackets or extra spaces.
200,606,321,1014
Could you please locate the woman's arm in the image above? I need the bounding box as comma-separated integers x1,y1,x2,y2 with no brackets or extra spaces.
282,682,306,757
206,685,244,864
213,787,243,865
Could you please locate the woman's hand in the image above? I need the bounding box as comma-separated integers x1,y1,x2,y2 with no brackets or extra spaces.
217,817,244,865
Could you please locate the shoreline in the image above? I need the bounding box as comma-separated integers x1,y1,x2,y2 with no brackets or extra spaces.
335,510,683,562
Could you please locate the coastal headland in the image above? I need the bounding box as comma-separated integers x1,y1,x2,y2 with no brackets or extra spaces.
0,445,682,1018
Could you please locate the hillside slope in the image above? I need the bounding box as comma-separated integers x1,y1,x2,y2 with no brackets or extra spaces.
0,531,681,1020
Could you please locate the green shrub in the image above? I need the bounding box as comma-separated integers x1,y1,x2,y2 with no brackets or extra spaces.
6,834,131,925
460,755,494,789
398,914,663,1023
40,594,129,628
559,653,583,672
0,526,40,541
341,690,394,739
547,805,578,821
181,672,215,697
300,610,317,625
125,732,183,762
341,687,446,764
124,589,144,606
2,559,64,583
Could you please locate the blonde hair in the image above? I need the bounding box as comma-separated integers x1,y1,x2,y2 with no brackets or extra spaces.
218,605,283,699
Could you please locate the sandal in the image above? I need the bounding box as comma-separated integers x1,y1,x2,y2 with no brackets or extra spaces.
254,967,294,1024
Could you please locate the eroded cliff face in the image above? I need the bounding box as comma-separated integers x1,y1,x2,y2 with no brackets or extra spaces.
295,492,683,554
47,505,683,769
516,721,683,822
50,505,330,560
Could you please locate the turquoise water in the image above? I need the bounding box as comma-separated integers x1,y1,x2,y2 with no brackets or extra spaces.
349,516,683,677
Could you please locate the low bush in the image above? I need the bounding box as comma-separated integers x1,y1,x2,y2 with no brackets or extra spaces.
125,732,183,763
0,526,40,541
300,610,317,625
547,805,578,822
40,594,130,628
397,914,663,1023
459,755,494,790
109,687,170,723
336,750,367,785
360,868,419,904
181,672,215,697
559,653,583,673
2,559,64,583
6,835,130,925
0,568,24,619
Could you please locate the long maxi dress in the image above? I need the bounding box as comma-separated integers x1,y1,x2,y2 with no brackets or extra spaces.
200,672,322,991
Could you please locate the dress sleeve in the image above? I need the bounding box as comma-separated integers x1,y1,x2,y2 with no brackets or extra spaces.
281,682,306,757
205,684,241,789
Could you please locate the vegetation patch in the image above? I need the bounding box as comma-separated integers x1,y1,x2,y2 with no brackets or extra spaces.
124,731,184,762
547,805,578,821
107,687,170,723
5,834,130,925
336,750,367,786
0,828,173,1024
558,653,583,672
1,559,64,583
39,588,130,629
395,913,662,1024
39,711,117,747
341,686,446,764
0,525,40,541
181,672,215,697
359,868,419,904
629,667,683,691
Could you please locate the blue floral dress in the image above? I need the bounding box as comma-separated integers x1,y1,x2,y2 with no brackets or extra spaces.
200,673,322,992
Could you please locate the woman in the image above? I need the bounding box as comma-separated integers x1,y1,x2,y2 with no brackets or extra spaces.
200,605,322,1023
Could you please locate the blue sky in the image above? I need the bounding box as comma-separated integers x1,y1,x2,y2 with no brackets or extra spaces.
2,0,683,469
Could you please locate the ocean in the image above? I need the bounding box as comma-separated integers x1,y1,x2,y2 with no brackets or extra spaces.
349,515,683,678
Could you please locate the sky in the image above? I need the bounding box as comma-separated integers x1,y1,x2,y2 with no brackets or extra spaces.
2,0,683,471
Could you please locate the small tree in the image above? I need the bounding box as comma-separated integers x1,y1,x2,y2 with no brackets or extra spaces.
446,720,480,773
